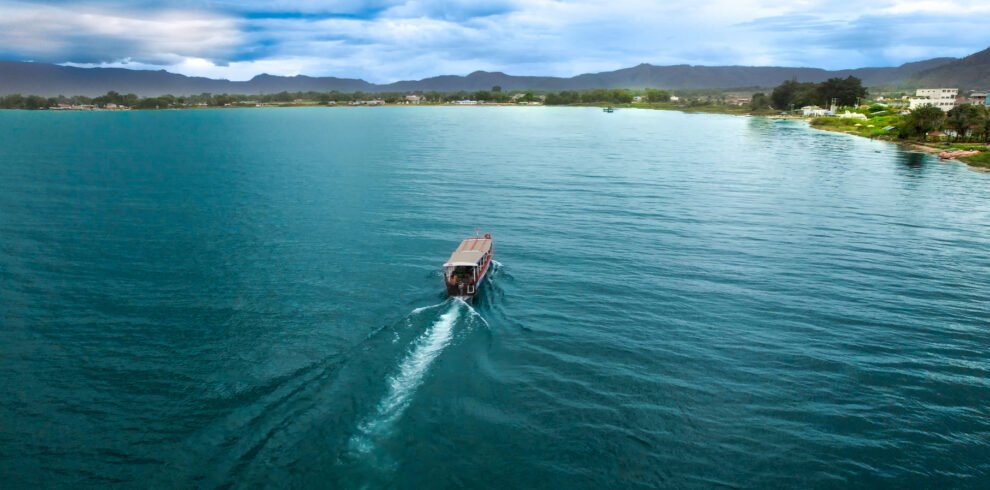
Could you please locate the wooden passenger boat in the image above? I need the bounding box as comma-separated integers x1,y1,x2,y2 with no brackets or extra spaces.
443,233,493,300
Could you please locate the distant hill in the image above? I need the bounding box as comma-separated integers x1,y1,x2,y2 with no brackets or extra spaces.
912,47,990,89
0,53,972,97
0,62,376,97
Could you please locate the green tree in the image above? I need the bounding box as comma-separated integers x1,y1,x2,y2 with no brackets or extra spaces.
946,104,983,142
979,106,990,143
24,95,49,109
611,89,633,104
136,97,163,109
491,85,502,93
3,94,25,109
544,91,579,105
750,92,771,111
771,80,798,109
901,105,946,141
793,83,819,108
816,76,867,107
645,88,671,103
770,79,817,110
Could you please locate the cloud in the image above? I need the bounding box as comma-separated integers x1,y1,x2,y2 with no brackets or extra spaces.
0,1,242,65
0,0,988,82
739,11,990,68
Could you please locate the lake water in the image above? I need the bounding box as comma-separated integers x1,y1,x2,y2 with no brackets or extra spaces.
1,107,988,488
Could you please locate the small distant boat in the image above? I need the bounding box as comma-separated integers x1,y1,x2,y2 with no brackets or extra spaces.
603,106,615,113
443,233,494,300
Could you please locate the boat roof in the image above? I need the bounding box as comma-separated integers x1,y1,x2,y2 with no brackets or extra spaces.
444,238,492,267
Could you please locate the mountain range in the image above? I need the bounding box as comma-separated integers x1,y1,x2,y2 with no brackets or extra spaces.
912,47,990,89
1,47,987,97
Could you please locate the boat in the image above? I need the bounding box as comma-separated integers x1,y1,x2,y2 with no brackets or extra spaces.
443,233,494,300
603,106,615,113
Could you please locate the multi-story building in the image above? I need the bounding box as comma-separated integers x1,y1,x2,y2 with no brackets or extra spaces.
908,88,958,111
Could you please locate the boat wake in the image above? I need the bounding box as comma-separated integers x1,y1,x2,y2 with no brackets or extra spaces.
409,302,446,316
349,301,463,455
457,297,490,329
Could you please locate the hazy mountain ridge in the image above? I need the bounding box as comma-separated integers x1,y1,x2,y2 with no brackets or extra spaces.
912,48,990,89
0,52,980,97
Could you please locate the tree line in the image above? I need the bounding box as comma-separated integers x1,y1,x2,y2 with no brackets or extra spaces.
0,87,546,109
752,76,868,111
0,86,689,109
900,104,990,143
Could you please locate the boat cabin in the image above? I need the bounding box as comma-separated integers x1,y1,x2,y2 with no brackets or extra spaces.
443,235,493,298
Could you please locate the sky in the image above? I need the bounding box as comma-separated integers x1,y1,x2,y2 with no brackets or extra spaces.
0,0,988,82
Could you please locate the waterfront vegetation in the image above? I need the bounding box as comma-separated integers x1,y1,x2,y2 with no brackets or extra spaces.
0,86,768,112
0,88,541,109
808,103,990,168
769,76,869,109
2,78,987,168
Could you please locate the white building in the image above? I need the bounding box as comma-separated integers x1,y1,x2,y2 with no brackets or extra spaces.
908,88,958,111
801,105,829,117
837,111,867,120
404,94,422,104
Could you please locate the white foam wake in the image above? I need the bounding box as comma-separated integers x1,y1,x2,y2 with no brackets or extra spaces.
454,297,490,329
350,302,461,453
409,302,445,315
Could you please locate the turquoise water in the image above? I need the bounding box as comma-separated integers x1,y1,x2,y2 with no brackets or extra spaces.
1,107,988,488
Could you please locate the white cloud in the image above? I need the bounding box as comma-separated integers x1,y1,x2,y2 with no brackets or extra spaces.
878,0,990,14
63,57,334,81
0,1,242,64
2,0,989,81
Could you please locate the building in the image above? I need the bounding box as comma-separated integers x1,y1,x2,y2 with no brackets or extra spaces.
801,105,829,117
967,91,987,105
908,88,958,111
837,111,868,120
725,95,751,106
404,95,422,104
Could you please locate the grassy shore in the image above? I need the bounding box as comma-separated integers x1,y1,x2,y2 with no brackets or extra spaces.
808,116,900,140
592,103,990,172
804,115,989,171
957,152,990,169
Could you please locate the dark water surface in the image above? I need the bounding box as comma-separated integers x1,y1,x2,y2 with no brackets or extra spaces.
1,107,988,488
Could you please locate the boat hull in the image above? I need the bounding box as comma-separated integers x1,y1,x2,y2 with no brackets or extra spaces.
445,258,491,300
443,233,494,301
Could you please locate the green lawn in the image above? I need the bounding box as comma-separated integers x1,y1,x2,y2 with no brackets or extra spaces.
809,116,896,139
958,152,990,169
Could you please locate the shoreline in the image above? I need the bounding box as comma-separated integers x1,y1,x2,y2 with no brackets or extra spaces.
804,123,990,171
7,102,987,170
